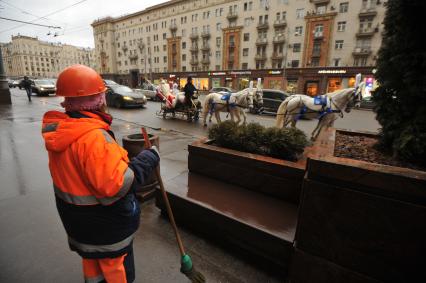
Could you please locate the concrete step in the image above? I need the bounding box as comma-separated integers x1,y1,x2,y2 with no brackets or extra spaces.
156,171,298,276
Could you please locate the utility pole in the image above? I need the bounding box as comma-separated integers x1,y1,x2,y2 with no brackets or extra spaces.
0,47,12,105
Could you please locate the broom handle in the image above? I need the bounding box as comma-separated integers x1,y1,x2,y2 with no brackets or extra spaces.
141,128,186,256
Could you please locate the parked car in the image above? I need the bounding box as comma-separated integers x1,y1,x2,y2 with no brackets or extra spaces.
135,83,158,101
10,80,21,88
252,89,290,114
106,84,147,108
104,79,119,88
209,87,236,93
31,79,56,96
360,95,375,109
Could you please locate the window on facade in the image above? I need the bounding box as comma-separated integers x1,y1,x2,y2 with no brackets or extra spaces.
182,54,187,61
335,40,344,49
360,18,373,31
216,37,221,47
244,17,252,27
242,63,248,69
293,43,301,52
243,33,250,41
163,56,167,63
316,5,326,14
243,48,249,56
291,60,299,68
216,23,221,31
311,58,320,67
215,51,221,59
354,57,368,67
295,26,303,36
340,2,349,13
163,45,167,51
333,58,341,67
182,42,186,49
296,8,305,19
337,21,346,32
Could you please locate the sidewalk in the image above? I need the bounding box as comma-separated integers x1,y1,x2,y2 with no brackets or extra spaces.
0,92,280,282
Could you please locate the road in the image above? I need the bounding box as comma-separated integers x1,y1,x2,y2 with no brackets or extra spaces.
21,89,380,139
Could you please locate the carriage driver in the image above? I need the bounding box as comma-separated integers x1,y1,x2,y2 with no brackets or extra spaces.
183,76,197,108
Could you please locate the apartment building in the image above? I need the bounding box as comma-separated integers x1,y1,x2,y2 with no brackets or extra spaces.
0,35,96,78
92,0,385,95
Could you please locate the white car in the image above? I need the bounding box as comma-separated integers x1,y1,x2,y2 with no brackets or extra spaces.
134,83,158,101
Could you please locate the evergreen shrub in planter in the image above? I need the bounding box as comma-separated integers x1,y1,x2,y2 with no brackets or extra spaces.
208,121,308,161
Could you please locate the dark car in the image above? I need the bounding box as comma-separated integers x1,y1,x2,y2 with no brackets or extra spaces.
106,84,147,108
360,95,375,109
31,79,56,96
253,89,289,114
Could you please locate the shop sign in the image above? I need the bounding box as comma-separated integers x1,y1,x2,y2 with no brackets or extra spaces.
169,74,176,78
209,72,226,76
229,71,251,75
225,77,233,81
318,70,347,74
268,70,282,75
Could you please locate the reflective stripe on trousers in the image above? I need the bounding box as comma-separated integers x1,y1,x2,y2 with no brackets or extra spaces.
68,233,135,253
83,246,135,283
53,167,134,205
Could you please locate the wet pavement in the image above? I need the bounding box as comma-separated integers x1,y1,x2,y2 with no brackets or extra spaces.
0,88,380,282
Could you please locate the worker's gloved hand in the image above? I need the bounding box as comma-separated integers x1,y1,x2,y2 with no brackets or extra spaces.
128,148,160,187
150,145,159,158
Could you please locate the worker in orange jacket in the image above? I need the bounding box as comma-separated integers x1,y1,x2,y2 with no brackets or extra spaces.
41,65,159,283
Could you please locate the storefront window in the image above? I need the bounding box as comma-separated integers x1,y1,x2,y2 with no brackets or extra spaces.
327,78,342,92
305,81,319,96
286,79,298,94
238,78,250,90
179,77,209,90
268,79,283,90
225,78,233,88
212,78,221,88
348,77,356,87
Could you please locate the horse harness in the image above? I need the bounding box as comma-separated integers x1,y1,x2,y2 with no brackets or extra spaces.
209,91,252,115
288,95,343,121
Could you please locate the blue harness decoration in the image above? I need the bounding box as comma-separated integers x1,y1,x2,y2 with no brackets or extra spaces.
220,92,231,101
294,95,337,122
314,95,328,106
209,92,236,115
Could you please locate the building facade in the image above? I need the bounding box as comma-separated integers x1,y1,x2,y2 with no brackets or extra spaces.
0,35,96,78
92,0,385,95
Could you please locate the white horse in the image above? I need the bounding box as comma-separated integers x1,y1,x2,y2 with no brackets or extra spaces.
276,83,364,140
203,86,263,126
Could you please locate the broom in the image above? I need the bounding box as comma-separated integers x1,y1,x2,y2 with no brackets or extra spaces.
141,128,206,283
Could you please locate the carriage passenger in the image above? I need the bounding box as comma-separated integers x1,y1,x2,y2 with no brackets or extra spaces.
183,76,197,107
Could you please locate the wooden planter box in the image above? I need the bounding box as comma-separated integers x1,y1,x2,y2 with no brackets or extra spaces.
188,139,309,204
291,128,426,283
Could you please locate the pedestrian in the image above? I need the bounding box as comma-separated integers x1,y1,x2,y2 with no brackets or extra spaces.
41,65,159,283
183,76,197,108
21,76,33,102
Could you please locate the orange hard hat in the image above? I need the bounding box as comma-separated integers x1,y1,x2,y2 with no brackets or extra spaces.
56,64,107,97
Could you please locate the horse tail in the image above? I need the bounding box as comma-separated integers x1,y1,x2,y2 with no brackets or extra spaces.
276,98,290,128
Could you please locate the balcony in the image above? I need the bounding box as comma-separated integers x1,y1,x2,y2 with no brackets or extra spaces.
273,19,287,29
257,21,269,30
359,7,377,18
201,45,210,51
170,23,178,32
311,50,321,58
202,58,210,65
356,27,377,37
352,47,372,56
190,58,199,65
129,54,138,60
228,41,236,48
255,38,268,46
172,49,177,55
271,53,284,60
255,54,267,61
273,35,285,44
190,32,199,40
309,0,330,4
190,46,199,52
227,11,238,21
121,45,128,52
201,31,211,38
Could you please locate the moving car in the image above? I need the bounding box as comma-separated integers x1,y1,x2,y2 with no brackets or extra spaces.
31,79,56,96
209,87,236,93
104,79,119,88
106,84,147,108
253,89,290,114
135,83,158,101
360,95,375,109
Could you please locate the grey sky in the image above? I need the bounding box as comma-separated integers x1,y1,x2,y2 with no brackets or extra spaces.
0,0,168,48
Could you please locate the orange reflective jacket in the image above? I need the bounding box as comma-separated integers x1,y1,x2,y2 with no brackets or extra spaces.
42,110,134,206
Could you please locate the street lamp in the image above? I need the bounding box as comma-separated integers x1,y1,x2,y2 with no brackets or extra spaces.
0,47,12,105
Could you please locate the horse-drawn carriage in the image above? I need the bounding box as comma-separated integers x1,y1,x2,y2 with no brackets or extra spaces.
155,81,202,122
